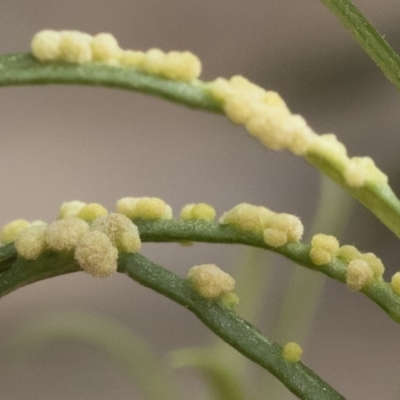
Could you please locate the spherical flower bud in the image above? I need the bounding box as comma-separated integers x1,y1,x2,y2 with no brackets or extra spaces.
142,48,166,75
91,33,121,62
282,342,303,363
90,213,141,253
161,51,202,81
346,259,374,291
76,203,108,222
309,233,339,265
359,252,384,279
59,30,93,64
180,203,216,221
119,50,146,67
58,201,87,219
391,272,400,296
219,203,273,234
75,231,118,278
0,219,31,244
46,217,89,252
263,213,303,247
116,197,172,220
15,225,48,260
187,264,235,299
31,30,61,61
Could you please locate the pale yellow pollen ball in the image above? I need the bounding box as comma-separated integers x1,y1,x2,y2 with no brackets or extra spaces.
282,342,303,363
15,225,48,260
309,233,339,265
58,201,87,219
346,259,374,291
59,30,93,64
180,203,216,221
31,30,61,61
45,217,90,252
91,33,122,62
187,264,235,299
76,203,108,222
263,213,303,248
90,213,141,253
219,203,274,234
75,231,118,278
0,219,31,244
116,197,172,220
391,272,400,296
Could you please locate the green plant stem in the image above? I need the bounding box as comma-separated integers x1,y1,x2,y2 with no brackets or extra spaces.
1,53,400,238
118,252,345,400
320,0,400,91
0,54,222,112
0,249,344,399
0,219,399,323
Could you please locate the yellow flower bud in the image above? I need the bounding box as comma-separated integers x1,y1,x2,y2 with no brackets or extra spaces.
0,219,31,244
346,259,374,291
116,197,172,220
282,342,303,363
180,203,216,221
31,30,61,61
187,264,235,299
15,225,48,260
90,213,141,253
309,234,339,265
76,203,108,222
46,218,89,252
75,231,118,278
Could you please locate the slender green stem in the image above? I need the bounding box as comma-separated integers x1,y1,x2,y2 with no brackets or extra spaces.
0,219,399,324
134,219,400,324
320,0,400,91
0,54,222,112
118,252,345,400
0,249,345,399
1,53,400,238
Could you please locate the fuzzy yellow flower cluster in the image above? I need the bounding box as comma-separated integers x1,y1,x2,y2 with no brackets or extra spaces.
309,237,385,291
31,30,201,82
219,203,303,248
0,200,144,278
207,76,388,189
187,264,236,301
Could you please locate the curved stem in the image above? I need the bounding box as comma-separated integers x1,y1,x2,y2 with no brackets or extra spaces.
134,219,400,324
320,0,400,92
118,252,345,400
0,54,222,113
0,249,345,399
1,53,400,238
1,219,399,323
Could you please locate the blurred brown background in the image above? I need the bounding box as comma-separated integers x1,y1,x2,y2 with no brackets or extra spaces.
0,1,400,399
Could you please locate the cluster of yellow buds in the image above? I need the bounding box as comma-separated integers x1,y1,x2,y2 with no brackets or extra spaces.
219,203,304,248
207,76,388,189
0,197,174,278
31,30,201,82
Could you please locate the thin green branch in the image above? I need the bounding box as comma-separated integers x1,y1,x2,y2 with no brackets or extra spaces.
0,249,344,399
119,252,344,400
1,53,400,238
0,219,399,324
0,54,222,112
134,219,400,324
320,0,400,91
